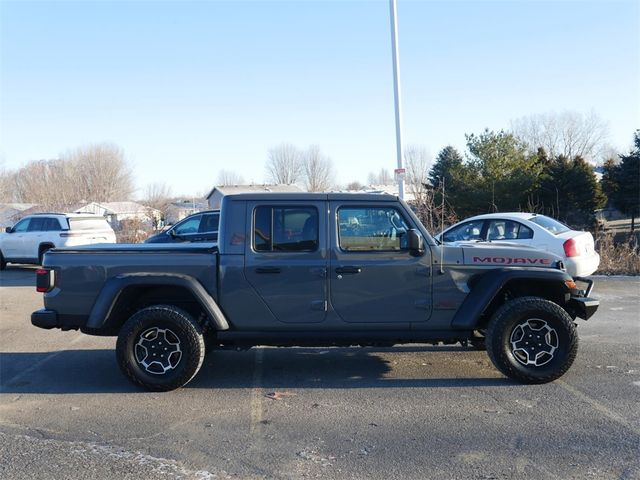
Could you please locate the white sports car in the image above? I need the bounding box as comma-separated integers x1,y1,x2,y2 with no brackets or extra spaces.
436,212,600,277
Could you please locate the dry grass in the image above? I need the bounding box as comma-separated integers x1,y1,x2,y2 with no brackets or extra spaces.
595,233,640,275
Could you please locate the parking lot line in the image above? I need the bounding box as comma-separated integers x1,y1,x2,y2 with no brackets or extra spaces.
1,335,85,388
557,380,640,436
249,348,265,445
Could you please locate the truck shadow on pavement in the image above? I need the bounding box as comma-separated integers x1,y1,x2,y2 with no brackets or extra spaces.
0,347,516,394
0,266,38,287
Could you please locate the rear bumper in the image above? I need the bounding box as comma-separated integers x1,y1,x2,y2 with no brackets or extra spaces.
568,296,599,320
31,309,59,329
565,252,600,277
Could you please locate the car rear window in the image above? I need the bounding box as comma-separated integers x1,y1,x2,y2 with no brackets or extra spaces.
68,217,112,231
527,215,570,235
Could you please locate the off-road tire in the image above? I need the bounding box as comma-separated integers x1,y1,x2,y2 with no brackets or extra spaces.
0,250,6,271
486,296,578,384
116,305,205,391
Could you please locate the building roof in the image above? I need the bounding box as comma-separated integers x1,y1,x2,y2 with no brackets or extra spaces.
206,184,303,199
99,201,161,215
167,199,209,211
0,203,37,226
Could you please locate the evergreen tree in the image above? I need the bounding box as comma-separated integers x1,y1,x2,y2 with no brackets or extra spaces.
465,130,541,213
612,131,640,231
428,146,479,218
600,158,619,201
535,155,606,228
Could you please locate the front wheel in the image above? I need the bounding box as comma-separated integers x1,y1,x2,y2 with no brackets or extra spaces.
486,297,578,384
116,305,205,391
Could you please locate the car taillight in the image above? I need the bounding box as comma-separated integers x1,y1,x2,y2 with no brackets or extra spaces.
36,268,54,293
563,238,580,257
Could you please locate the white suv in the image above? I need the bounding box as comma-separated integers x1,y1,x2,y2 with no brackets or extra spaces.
0,213,116,269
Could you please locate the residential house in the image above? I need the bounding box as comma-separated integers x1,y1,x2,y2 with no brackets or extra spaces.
165,199,209,225
84,202,162,230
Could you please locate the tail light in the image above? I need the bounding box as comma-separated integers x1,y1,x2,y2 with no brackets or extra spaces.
563,238,580,257
36,268,54,293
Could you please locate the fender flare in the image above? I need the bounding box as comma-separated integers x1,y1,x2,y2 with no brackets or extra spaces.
86,273,229,331
450,268,573,330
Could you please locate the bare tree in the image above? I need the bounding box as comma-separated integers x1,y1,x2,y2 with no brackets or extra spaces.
217,170,245,186
511,110,610,162
62,143,135,202
302,145,335,192
142,182,173,228
265,143,303,185
11,142,134,208
0,161,15,202
367,168,393,185
404,145,432,199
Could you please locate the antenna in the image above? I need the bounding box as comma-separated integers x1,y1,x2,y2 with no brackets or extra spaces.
440,176,445,274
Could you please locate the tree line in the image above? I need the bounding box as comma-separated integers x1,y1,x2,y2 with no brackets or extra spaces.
1,111,637,234
0,143,134,206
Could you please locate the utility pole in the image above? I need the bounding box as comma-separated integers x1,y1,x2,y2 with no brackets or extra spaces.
389,0,405,199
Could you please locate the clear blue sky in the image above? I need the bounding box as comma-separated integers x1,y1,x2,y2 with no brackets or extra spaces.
1,0,638,197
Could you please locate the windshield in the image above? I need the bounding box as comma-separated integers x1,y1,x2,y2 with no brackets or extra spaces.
527,215,570,235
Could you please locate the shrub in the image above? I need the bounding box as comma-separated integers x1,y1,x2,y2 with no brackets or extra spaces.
595,233,640,275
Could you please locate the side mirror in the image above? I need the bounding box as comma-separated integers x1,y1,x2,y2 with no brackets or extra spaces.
407,229,424,256
168,229,177,237
5,227,12,233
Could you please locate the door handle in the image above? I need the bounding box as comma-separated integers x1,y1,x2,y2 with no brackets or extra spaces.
335,266,362,275
255,267,281,274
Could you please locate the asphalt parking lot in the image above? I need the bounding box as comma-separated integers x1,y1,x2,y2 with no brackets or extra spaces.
1,266,639,480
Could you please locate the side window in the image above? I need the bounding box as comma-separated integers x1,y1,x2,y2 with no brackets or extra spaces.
199,214,219,233
338,207,410,252
173,215,202,235
27,217,46,231
518,224,534,239
45,218,62,231
443,220,484,242
487,220,533,241
253,206,318,252
13,218,31,232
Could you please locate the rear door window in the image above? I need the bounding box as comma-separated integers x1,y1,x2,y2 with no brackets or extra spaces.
27,217,46,231
45,218,62,231
253,206,318,252
198,213,219,234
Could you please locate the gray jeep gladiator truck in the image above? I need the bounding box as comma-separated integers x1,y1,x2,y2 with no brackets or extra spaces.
32,193,599,391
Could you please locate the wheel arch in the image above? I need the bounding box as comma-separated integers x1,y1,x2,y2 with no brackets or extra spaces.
451,268,573,331
38,242,55,263
86,274,229,333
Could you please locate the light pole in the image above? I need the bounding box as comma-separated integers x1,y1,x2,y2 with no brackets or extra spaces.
389,0,405,199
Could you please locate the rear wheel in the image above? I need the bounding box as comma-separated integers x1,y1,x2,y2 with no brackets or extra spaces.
486,296,578,384
116,305,205,391
38,245,53,265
